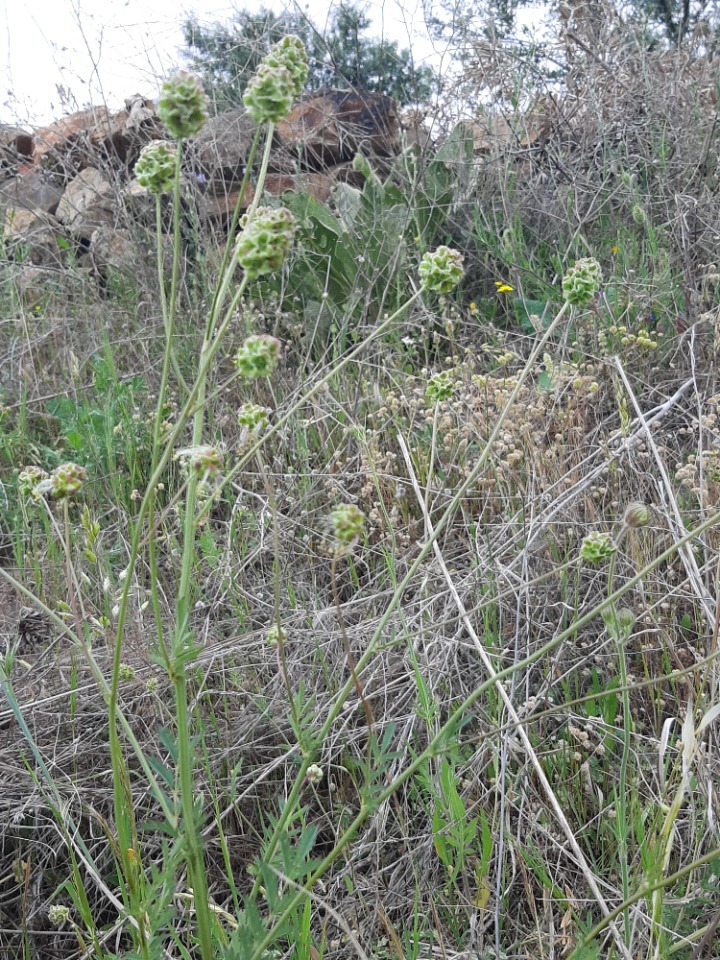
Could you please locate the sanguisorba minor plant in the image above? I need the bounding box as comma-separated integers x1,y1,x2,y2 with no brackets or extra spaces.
5,37,720,960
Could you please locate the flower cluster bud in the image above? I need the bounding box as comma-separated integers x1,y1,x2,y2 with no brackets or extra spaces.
18,465,49,500
134,140,176,194
235,206,296,279
306,763,324,784
329,504,365,549
48,905,71,928
426,371,454,403
238,402,270,434
562,257,602,306
50,463,87,499
234,335,281,378
158,72,208,140
419,246,464,294
623,502,649,528
243,36,308,123
579,531,617,564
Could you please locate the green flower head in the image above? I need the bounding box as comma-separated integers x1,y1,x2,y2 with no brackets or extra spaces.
235,206,296,279
237,402,270,434
18,465,49,500
579,531,616,564
419,246,464,294
264,36,309,99
234,335,281,379
426,371,454,403
134,140,176,194
51,463,87,499
329,504,365,551
47,905,71,928
243,63,296,124
158,72,208,140
562,257,603,306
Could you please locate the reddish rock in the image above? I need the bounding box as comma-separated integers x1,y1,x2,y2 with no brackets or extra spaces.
197,173,333,226
265,173,334,203
275,90,400,168
0,124,33,174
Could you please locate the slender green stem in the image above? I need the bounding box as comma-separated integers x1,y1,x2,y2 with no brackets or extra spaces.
156,192,188,395
606,552,632,945
246,121,275,223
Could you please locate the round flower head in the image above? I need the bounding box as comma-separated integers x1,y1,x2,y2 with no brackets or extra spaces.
623,502,649,528
234,335,281,379
48,904,71,928
134,140,176,194
235,206,296,279
614,607,636,631
562,257,602,306
243,63,296,124
264,36,309,99
18,465,49,500
329,504,365,551
238,402,270,433
306,763,323,784
426,371,454,403
51,463,87,499
158,72,208,140
579,531,616,564
419,246,464,294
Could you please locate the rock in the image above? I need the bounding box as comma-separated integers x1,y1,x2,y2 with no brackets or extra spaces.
0,124,33,174
265,172,334,203
56,168,116,234
89,226,140,274
196,173,334,226
11,264,61,307
3,208,69,267
33,107,115,175
190,108,257,194
0,170,65,215
196,185,254,227
275,90,400,169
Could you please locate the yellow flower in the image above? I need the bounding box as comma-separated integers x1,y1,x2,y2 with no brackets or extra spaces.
469,301,478,315
611,245,619,255
495,283,513,293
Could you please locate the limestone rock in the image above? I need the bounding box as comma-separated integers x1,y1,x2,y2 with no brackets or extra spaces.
56,168,116,234
190,107,257,194
3,208,69,267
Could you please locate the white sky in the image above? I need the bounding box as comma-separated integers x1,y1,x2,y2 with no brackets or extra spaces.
1,0,445,127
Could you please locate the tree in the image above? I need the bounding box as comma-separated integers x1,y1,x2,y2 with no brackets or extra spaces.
183,3,436,111
425,0,717,49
